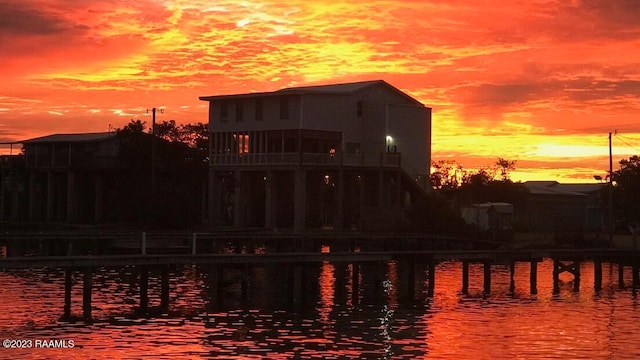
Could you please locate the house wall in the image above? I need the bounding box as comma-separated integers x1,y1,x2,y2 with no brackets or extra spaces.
205,84,431,175
207,95,301,133
386,104,431,176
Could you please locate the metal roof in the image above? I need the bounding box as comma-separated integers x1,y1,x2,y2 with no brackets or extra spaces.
275,80,384,94
199,79,425,106
22,132,116,144
522,181,603,196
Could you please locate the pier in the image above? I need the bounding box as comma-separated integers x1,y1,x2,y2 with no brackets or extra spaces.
2,232,640,323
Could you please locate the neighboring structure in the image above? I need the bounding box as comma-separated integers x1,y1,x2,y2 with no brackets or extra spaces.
199,80,432,231
522,181,605,236
461,202,513,231
0,153,26,222
21,132,119,223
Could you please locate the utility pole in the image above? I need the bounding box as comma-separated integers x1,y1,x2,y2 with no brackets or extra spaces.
609,131,613,246
147,107,162,225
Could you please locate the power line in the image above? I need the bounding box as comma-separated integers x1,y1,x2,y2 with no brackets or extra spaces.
616,134,640,142
614,134,640,153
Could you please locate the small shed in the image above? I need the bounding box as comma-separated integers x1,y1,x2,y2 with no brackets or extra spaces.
461,202,514,231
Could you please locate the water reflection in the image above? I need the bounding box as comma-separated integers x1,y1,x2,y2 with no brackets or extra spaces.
1,259,640,359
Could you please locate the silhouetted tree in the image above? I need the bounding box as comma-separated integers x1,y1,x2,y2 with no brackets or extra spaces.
112,119,207,229
496,158,517,181
405,193,466,234
430,160,464,190
612,155,640,228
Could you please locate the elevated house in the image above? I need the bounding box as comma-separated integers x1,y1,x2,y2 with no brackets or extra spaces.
21,132,120,224
0,153,26,222
199,80,432,231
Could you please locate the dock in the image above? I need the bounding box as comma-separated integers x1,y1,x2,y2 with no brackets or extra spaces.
1,231,640,323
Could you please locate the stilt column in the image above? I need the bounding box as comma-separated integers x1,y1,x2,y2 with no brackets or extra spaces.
294,169,306,232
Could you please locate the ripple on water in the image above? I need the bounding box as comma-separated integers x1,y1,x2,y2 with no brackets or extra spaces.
1,260,640,359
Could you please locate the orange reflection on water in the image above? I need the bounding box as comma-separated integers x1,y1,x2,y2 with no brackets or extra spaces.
423,259,633,359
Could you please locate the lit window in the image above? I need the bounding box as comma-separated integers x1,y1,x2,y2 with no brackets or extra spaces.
233,133,250,154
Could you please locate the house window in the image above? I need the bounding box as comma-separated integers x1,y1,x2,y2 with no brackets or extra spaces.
233,133,250,154
220,101,228,122
279,96,289,119
235,100,243,122
356,100,363,117
255,98,263,121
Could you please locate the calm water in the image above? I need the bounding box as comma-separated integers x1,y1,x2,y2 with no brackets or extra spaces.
1,258,640,359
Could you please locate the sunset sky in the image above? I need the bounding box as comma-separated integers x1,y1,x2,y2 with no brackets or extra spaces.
1,0,639,182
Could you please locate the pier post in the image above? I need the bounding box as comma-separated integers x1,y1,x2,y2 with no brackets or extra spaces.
594,259,602,291
509,261,516,294
427,261,435,297
140,267,149,312
633,260,639,288
461,260,469,294
241,265,249,306
530,260,538,295
64,268,72,320
618,263,625,289
573,261,581,292
553,259,560,294
141,232,146,255
352,263,360,305
216,267,224,309
191,233,197,255
407,259,416,301
82,267,93,323
287,265,303,309
160,265,170,312
483,261,491,295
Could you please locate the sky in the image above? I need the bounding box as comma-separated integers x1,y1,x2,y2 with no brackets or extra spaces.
1,0,640,182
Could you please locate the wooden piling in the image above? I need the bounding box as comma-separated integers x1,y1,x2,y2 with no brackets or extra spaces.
530,260,538,295
594,259,602,291
64,268,72,319
82,267,92,322
509,261,516,294
241,265,249,305
140,267,149,311
427,261,435,297
191,233,197,255
141,232,147,255
352,263,360,305
160,265,170,312
618,262,625,289
286,265,303,309
216,266,224,309
573,261,581,292
461,260,469,294
483,261,491,295
407,260,416,301
633,260,640,288
553,259,560,294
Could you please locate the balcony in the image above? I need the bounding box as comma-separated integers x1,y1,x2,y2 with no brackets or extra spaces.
209,152,401,168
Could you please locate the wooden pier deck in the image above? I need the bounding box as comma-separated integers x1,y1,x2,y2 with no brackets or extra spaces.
2,231,640,323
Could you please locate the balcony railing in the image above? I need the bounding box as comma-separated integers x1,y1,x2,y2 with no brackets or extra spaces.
209,152,396,167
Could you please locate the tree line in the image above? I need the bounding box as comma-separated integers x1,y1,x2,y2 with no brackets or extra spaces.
112,119,207,229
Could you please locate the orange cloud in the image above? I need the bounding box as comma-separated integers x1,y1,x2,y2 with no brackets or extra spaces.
1,0,639,181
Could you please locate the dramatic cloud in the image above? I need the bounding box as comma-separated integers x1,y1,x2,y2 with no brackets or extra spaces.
1,0,639,181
